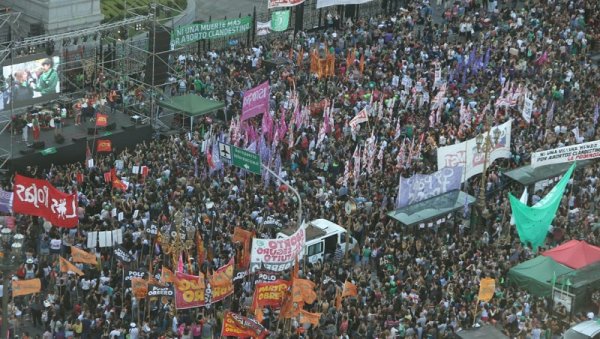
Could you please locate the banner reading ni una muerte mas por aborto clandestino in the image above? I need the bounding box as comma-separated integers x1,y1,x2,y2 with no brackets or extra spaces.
171,17,252,48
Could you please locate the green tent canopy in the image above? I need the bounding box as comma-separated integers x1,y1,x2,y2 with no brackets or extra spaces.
158,94,225,131
507,256,574,297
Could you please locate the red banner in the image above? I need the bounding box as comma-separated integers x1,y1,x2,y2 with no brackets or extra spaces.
252,279,290,309
221,311,269,339
268,0,305,9
97,139,112,152
95,113,108,127
13,174,78,228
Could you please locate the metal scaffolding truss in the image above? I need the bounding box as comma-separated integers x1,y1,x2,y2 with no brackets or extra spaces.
0,1,190,170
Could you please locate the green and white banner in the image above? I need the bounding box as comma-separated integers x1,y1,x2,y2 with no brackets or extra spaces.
171,17,252,48
271,10,290,32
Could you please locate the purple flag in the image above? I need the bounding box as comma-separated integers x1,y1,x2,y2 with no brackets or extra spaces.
483,47,491,68
261,110,274,141
241,81,270,121
0,188,12,213
594,104,599,127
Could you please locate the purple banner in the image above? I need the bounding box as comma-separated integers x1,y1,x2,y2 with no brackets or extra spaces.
0,188,13,213
396,166,463,208
241,81,270,121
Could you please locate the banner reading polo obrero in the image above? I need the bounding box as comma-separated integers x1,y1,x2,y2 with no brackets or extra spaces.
437,120,512,183
269,0,305,9
530,139,600,168
317,0,373,9
171,17,252,48
12,174,78,228
241,81,270,121
250,226,305,272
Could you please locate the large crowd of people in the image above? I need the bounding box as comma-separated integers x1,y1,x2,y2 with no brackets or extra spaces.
1,0,600,338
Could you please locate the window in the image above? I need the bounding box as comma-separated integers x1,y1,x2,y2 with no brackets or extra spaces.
307,242,323,256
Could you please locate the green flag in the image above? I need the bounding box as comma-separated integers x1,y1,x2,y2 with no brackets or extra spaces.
40,147,57,155
271,10,290,32
509,163,575,252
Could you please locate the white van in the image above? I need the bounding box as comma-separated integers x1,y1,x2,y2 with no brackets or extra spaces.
277,219,358,264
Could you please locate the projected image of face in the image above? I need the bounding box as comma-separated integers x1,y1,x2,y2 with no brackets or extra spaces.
1,55,61,110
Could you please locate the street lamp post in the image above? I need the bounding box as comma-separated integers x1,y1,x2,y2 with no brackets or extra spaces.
474,123,501,233
0,227,25,338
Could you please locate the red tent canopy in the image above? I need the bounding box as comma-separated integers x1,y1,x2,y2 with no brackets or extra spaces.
542,240,600,269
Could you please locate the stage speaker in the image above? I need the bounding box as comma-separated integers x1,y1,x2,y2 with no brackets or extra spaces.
144,26,170,86
106,122,116,131
88,127,97,135
31,141,45,149
121,124,135,131
72,136,87,142
20,148,35,155
55,134,65,144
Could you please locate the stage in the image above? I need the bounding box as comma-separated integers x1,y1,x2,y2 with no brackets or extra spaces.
2,111,154,172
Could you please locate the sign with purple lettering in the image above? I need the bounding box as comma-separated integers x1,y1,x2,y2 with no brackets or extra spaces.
396,166,463,208
241,81,270,121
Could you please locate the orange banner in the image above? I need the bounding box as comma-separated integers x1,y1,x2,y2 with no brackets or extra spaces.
132,277,148,299
252,279,290,309
232,227,254,269
70,246,97,265
210,258,234,288
59,256,84,276
298,309,321,327
160,266,174,283
292,278,317,304
342,281,358,298
221,311,269,339
478,278,496,302
12,278,41,297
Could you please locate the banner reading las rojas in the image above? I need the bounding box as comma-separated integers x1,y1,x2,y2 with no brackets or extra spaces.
241,81,270,121
12,174,78,227
437,120,512,182
171,17,252,48
250,227,305,272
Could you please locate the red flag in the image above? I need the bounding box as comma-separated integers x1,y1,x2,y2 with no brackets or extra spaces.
95,113,108,127
103,171,112,183
112,177,128,191
76,172,84,184
96,139,112,152
207,152,215,169
140,166,149,177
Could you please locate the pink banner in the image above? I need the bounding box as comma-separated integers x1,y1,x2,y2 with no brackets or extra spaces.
268,0,306,8
241,81,270,121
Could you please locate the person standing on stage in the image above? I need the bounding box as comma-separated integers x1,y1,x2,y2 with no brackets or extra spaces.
21,114,29,143
32,114,40,141
73,100,82,125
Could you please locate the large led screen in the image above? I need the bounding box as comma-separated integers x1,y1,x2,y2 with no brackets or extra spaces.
1,55,61,110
